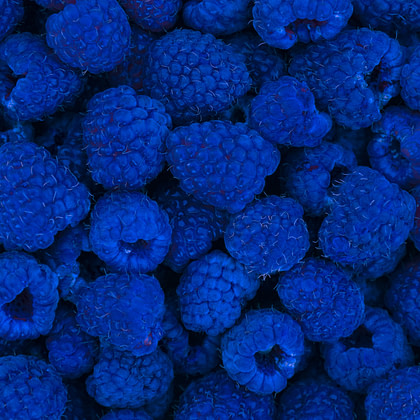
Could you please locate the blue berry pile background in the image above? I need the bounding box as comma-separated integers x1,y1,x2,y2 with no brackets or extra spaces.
0,0,420,418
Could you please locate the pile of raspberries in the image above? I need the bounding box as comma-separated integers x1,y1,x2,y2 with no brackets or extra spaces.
0,0,420,418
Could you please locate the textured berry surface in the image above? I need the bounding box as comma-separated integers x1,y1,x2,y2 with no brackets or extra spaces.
0,141,90,252
289,29,405,129
0,252,59,340
46,303,98,379
253,0,353,49
86,345,173,409
225,196,309,275
46,0,131,74
277,258,365,342
143,29,251,125
281,142,357,216
177,250,260,336
183,0,250,36
155,185,227,272
250,77,332,147
76,273,165,356
166,120,280,213
221,309,305,394
278,377,354,419
0,0,24,41
119,0,181,32
368,106,420,189
365,366,420,420
175,370,276,419
385,258,420,346
318,166,415,268
401,45,420,111
83,86,172,190
0,33,82,121
89,191,171,273
322,306,414,393
0,355,67,419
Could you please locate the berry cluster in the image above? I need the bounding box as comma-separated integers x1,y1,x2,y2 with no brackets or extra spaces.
0,0,419,418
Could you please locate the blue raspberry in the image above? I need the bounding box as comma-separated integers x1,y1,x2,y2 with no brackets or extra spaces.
253,0,353,49
281,142,357,217
0,33,83,121
318,166,415,269
83,86,171,190
289,29,405,129
143,29,251,125
89,191,171,273
119,0,181,32
226,31,286,91
106,27,158,92
249,77,332,147
365,366,420,420
277,258,365,342
46,0,131,74
353,0,420,35
0,0,24,41
155,185,227,272
161,304,220,376
0,141,90,252
183,0,251,36
166,120,280,214
368,106,420,189
0,355,67,419
224,196,309,275
101,409,152,420
46,303,99,379
177,250,260,336
278,377,355,419
174,370,276,420
385,258,420,346
0,252,59,340
86,345,173,409
221,309,305,395
401,45,420,111
322,306,414,393
76,273,165,356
